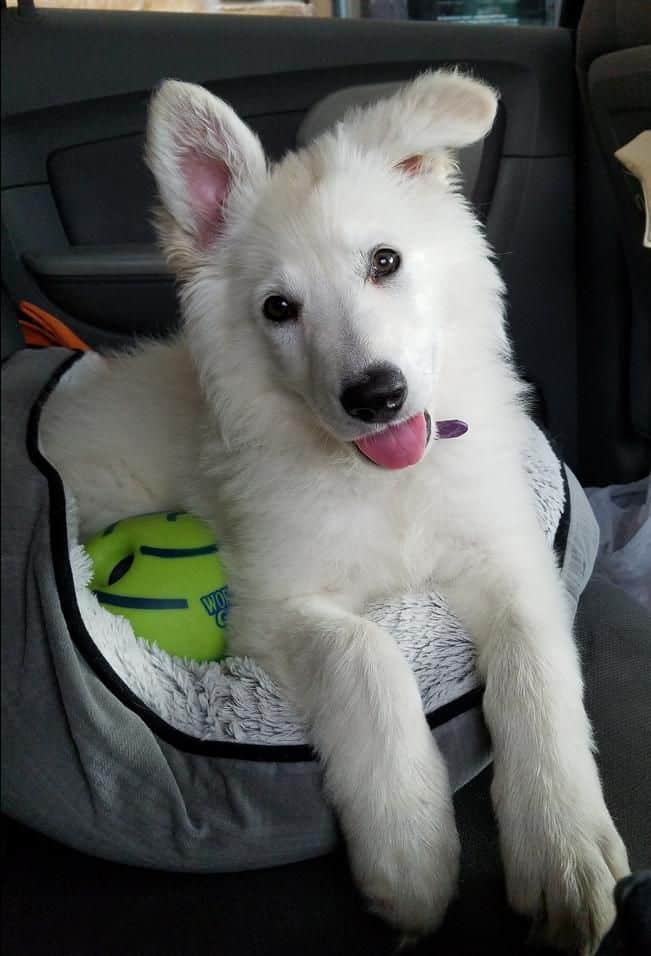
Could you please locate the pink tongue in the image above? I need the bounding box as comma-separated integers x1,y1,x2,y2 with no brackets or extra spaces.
354,413,427,470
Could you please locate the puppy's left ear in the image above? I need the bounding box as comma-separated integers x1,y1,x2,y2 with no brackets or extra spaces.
344,70,498,178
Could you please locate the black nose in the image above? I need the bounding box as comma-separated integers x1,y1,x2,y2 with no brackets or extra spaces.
340,364,408,423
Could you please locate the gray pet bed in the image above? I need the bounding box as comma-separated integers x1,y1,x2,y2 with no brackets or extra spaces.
1,348,599,872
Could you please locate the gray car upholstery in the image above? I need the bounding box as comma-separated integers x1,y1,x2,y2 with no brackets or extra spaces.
573,0,651,482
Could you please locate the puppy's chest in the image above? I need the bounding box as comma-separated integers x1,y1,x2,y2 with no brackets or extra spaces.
347,485,449,593
204,440,461,602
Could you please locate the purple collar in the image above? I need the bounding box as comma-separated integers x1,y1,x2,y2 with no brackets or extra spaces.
435,419,468,439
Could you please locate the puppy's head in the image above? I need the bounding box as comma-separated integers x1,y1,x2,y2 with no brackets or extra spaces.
147,71,500,468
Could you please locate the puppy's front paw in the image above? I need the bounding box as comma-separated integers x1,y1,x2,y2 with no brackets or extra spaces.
348,790,460,936
499,787,629,955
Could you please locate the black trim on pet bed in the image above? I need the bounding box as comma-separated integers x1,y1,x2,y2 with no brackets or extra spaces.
27,352,492,763
554,464,571,564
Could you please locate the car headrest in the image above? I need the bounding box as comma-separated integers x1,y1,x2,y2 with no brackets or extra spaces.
577,0,651,71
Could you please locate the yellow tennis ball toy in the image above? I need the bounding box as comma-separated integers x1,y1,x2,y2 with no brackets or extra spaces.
84,512,228,662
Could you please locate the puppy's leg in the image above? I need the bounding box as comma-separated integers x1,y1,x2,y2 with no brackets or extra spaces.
442,537,630,955
233,596,460,936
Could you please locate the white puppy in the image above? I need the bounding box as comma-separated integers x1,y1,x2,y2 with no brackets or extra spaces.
41,71,629,953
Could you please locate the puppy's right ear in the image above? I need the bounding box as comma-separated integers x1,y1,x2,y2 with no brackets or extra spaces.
146,80,266,276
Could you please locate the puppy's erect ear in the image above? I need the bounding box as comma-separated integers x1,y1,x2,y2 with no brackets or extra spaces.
146,80,266,274
344,70,498,179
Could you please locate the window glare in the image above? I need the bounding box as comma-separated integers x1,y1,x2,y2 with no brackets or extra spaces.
343,0,558,25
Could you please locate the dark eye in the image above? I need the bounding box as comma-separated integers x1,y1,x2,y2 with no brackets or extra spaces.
262,295,300,323
371,247,401,280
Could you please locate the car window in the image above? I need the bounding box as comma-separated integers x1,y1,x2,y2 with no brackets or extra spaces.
5,0,559,25
4,0,332,16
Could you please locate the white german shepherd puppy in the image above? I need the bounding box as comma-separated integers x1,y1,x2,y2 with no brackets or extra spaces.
42,71,629,953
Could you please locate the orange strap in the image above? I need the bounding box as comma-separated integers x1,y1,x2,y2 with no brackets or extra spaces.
19,301,91,351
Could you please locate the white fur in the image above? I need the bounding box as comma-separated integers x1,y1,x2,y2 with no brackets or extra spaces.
41,71,628,950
